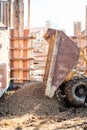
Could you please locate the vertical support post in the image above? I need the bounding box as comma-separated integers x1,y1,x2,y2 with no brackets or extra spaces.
1,2,4,24
3,2,6,25
18,0,24,82
0,3,1,22
10,0,14,29
13,0,19,34
6,3,8,27
19,0,24,35
7,0,11,28
28,0,30,28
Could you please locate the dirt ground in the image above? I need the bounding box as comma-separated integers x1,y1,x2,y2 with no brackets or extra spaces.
0,82,87,130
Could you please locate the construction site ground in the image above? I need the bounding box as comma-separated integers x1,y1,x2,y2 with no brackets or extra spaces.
0,82,87,130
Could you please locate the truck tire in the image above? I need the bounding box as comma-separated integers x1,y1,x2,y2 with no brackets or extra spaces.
65,76,87,107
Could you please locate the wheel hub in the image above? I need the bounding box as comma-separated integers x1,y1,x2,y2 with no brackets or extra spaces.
78,88,85,95
75,85,87,98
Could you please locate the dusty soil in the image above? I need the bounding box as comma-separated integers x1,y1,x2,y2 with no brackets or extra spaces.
0,82,87,130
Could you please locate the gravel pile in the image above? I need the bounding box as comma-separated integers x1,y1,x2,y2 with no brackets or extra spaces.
0,82,87,130
0,82,61,117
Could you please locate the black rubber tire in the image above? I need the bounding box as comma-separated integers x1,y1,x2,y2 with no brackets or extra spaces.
65,76,87,107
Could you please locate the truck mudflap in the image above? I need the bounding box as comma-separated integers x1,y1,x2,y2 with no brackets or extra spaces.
43,28,80,98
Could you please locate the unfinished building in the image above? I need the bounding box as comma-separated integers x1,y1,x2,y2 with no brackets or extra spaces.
0,0,49,91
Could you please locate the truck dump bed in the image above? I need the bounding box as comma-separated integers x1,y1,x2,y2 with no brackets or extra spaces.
43,28,80,98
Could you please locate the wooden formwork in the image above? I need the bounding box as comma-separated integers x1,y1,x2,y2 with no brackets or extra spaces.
10,29,34,83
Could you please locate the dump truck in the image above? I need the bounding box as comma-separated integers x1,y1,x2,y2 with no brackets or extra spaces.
43,28,87,107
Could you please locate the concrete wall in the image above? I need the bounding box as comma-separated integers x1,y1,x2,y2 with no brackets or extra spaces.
0,29,10,87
